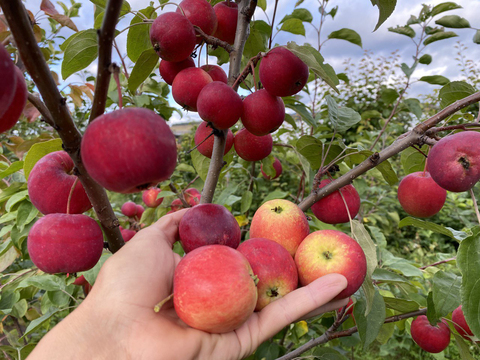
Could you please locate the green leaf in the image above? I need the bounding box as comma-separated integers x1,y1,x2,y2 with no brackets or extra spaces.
312,347,348,359
399,216,469,240
16,201,38,232
383,297,419,312
388,25,415,38
280,9,313,23
0,161,23,180
262,190,289,203
376,309,395,344
241,191,253,214
0,238,13,256
457,234,480,338
18,274,66,291
23,308,61,338
439,81,476,108
126,6,156,62
11,299,28,319
286,42,339,93
244,20,271,59
254,341,281,360
191,149,211,181
403,98,423,119
423,31,458,46
354,289,386,348
344,150,398,185
419,54,432,64
431,2,462,17
327,28,362,47
261,155,276,178
326,95,361,133
432,271,462,319
419,75,450,86
372,268,409,283
79,253,112,286
215,183,239,206
380,88,399,105
452,332,476,360
295,135,322,169
61,29,98,80
279,18,305,36
23,139,64,180
208,46,230,65
0,246,18,272
383,256,422,277
284,98,316,128
257,0,267,11
89,0,131,15
370,0,397,31
435,15,470,28
5,190,29,212
400,145,428,174
473,30,480,44
128,49,159,92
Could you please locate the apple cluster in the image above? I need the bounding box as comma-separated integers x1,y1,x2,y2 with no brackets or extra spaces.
397,131,480,219
172,199,367,333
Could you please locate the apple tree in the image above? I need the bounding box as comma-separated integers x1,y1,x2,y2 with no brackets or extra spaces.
1,0,480,359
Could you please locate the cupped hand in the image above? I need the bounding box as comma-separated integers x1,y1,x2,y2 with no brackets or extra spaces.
28,210,348,360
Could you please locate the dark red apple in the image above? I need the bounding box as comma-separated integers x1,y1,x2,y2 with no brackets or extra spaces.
173,245,257,333
397,171,447,218
428,131,480,192
184,188,201,207
197,81,243,129
177,0,217,43
411,315,451,353
121,201,137,217
172,67,213,111
73,275,88,286
311,179,361,224
0,43,16,119
150,12,196,62
452,305,474,340
259,47,309,97
136,204,145,219
179,203,240,253
142,188,164,208
194,122,234,158
171,198,184,212
28,213,104,274
200,64,228,83
27,151,92,215
261,157,282,180
213,1,238,45
81,108,177,193
241,89,285,136
295,230,367,300
159,58,195,86
120,226,136,242
234,128,273,162
238,238,298,311
0,67,27,133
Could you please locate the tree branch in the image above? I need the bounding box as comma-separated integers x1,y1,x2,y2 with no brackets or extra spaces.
200,130,228,204
0,0,124,253
194,26,234,53
89,0,124,123
420,257,456,270
298,91,480,212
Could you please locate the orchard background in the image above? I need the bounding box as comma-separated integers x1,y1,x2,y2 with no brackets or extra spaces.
1,0,480,359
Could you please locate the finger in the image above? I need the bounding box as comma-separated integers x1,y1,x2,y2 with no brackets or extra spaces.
301,298,349,320
252,274,347,342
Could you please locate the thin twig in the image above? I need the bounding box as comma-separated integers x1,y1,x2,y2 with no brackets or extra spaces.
169,183,190,208
469,188,480,226
268,0,279,49
420,257,456,270
27,93,54,126
193,25,234,53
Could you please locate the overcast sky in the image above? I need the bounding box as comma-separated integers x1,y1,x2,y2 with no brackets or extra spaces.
24,0,480,122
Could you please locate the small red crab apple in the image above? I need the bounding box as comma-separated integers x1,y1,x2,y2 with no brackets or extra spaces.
212,1,238,45
184,188,201,206
200,65,228,83
0,66,27,133
452,305,475,340
194,122,234,158
142,188,164,208
176,0,218,43
159,58,195,86
234,128,273,162
410,316,451,353
241,89,285,136
0,43,17,119
121,201,138,218
172,67,213,111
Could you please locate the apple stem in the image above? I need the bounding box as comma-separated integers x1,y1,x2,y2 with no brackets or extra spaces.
230,53,264,91
66,177,79,215
423,148,429,176
153,293,174,313
187,130,215,154
250,61,257,91
112,66,123,109
268,0,279,50
469,189,480,226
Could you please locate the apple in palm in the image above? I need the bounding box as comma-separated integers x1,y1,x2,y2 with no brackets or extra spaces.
410,315,451,353
295,230,367,299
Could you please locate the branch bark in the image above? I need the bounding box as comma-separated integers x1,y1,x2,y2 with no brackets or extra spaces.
89,0,124,123
299,91,480,212
0,0,124,253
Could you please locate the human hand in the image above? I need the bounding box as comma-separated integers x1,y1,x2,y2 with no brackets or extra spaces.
28,210,348,360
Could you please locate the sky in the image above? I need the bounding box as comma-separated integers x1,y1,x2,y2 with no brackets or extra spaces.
23,0,480,122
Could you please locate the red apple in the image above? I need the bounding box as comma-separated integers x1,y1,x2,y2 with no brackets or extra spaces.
73,275,88,286
120,226,136,242
200,64,228,83
452,305,474,340
0,43,16,119
136,204,145,219
150,12,196,62
259,47,309,97
261,157,282,180
184,188,201,206
159,58,195,86
28,213,104,274
397,171,447,218
197,81,243,130
411,315,451,353
173,245,257,333
238,238,298,311
81,108,177,193
27,151,92,215
142,188,164,208
241,89,285,136
311,179,361,224
0,66,27,133
194,122,234,158
250,199,310,256
295,230,367,299
177,0,217,43
234,128,273,162
212,1,238,45
179,203,240,253
428,131,480,192
171,198,184,211
172,67,213,111
121,201,138,218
